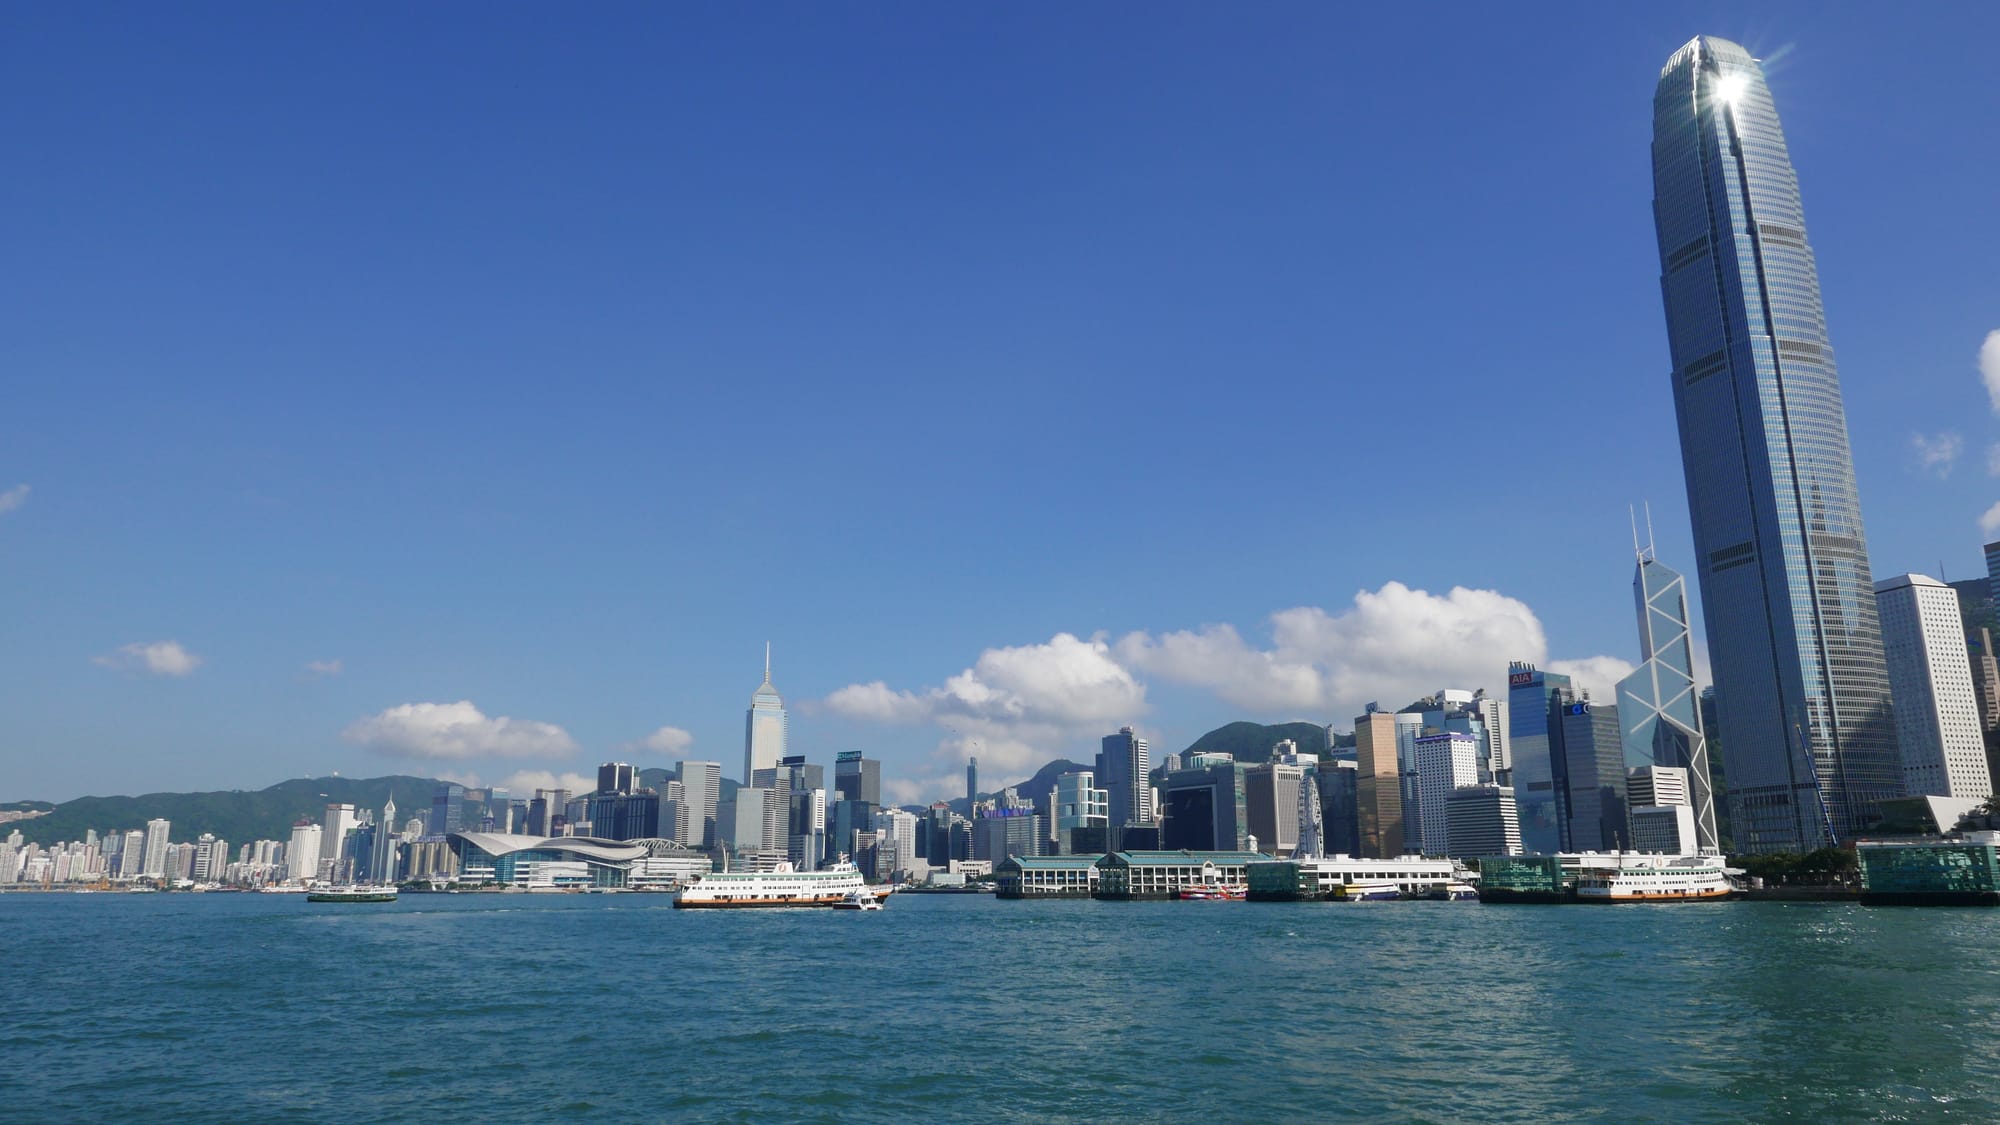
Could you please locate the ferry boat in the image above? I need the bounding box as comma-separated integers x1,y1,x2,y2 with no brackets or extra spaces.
673,860,889,909
305,885,399,903
832,890,883,911
1332,882,1403,902
1575,863,1735,903
1177,885,1246,901
1422,881,1481,902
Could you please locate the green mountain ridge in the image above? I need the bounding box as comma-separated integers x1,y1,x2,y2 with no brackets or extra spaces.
8,775,451,847
1181,720,1337,764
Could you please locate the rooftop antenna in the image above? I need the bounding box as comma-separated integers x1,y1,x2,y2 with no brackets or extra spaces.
764,641,771,682
1631,502,1658,564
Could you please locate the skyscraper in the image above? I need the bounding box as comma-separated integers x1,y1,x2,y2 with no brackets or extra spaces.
835,752,882,806
1243,762,1304,857
1413,732,1478,857
1445,786,1522,859
321,803,357,871
1507,663,1571,854
1556,694,1626,852
141,818,171,879
1874,574,1993,799
286,820,322,884
373,793,399,884
1652,36,1900,850
1354,709,1402,859
1615,550,1720,852
677,760,722,848
1096,727,1153,829
966,757,978,809
744,645,788,785
597,762,636,796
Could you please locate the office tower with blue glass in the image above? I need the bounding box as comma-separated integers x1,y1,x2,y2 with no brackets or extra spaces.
1615,547,1720,852
1651,36,1900,851
1507,663,1571,854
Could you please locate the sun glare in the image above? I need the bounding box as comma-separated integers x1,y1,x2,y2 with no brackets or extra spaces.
1714,73,1750,105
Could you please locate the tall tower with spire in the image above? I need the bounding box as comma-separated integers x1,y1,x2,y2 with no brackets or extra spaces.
1614,514,1720,854
744,644,788,785
373,793,398,884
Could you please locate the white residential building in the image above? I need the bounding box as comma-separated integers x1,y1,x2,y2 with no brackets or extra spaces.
287,821,324,884
1414,732,1479,856
1875,574,1993,798
141,818,171,879
322,804,358,872
677,760,722,848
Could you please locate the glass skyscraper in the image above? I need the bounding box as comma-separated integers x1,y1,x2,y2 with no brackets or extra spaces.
1651,37,1899,851
1615,553,1720,853
1506,663,1571,855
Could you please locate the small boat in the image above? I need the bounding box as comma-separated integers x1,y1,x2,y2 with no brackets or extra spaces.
1177,885,1247,901
832,890,883,911
305,885,399,903
1332,881,1403,902
1423,881,1481,901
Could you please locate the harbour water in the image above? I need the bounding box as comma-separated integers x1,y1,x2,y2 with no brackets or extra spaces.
9,893,2000,1122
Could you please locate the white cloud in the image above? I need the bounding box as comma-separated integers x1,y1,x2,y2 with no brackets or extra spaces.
1113,623,1322,712
1122,582,1550,717
1547,655,1640,704
1911,432,1962,478
1981,330,2000,413
630,725,694,755
494,769,600,795
304,659,344,679
342,700,578,761
0,484,27,514
823,681,932,724
1981,502,2000,538
94,640,202,677
825,633,1146,775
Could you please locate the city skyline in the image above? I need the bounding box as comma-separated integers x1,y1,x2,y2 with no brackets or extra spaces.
5,8,1999,805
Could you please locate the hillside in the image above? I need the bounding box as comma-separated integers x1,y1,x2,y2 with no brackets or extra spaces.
1181,721,1334,765
9,775,450,847
921,758,1090,817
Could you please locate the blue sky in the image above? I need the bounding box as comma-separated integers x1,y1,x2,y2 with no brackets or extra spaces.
5,3,1997,805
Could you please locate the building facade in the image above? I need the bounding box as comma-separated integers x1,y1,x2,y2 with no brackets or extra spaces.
1160,760,1248,852
1615,553,1720,852
1445,785,1522,859
1244,762,1304,857
1875,574,1993,799
1652,35,1900,850
1507,664,1572,854
1097,727,1154,829
1414,733,1479,856
834,752,881,806
1355,709,1403,858
1556,696,1627,853
744,646,788,786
